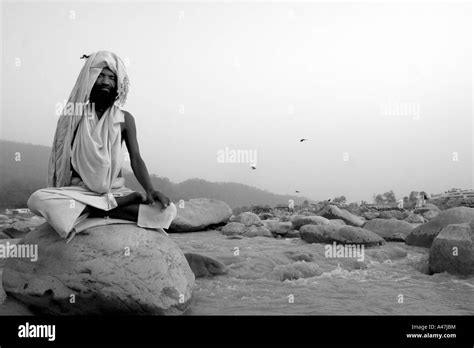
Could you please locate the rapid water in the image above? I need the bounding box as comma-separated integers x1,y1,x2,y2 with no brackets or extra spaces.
0,231,472,315
173,232,474,315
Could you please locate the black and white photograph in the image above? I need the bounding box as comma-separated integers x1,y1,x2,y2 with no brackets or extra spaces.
0,0,472,345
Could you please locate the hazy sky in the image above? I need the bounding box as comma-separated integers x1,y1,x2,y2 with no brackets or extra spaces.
1,1,472,202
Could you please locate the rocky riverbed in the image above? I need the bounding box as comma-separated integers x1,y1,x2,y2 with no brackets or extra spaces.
0,201,473,315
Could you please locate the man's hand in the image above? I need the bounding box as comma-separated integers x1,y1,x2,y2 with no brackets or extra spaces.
145,190,170,210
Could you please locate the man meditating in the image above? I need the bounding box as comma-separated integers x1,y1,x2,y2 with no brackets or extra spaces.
28,51,177,241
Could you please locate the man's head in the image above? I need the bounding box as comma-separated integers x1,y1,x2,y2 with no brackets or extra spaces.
89,67,118,110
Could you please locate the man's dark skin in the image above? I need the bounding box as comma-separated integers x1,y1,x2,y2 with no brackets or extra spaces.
73,67,170,221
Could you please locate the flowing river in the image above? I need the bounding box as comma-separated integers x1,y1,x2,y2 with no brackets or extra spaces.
1,231,472,315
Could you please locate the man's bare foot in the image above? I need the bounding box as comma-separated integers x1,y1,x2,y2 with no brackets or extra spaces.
116,192,144,207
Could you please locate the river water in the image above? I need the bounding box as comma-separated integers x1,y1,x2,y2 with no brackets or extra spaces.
1,231,472,315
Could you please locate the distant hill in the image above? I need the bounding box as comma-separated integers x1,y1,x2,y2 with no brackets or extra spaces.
0,140,311,210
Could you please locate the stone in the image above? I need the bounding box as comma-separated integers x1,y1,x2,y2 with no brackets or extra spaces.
0,215,9,221
429,222,474,276
2,221,33,238
362,211,379,220
2,223,194,315
290,215,330,230
404,214,425,224
258,213,274,220
0,231,11,239
406,207,474,248
232,212,263,227
423,210,439,221
263,220,292,235
378,210,408,220
329,219,346,227
243,226,273,238
285,230,301,239
363,218,416,241
300,224,385,246
221,222,246,236
184,253,227,278
169,198,232,232
319,205,365,227
414,203,441,215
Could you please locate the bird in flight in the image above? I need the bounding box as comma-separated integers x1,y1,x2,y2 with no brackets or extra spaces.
295,190,300,193
300,138,307,142
251,164,257,170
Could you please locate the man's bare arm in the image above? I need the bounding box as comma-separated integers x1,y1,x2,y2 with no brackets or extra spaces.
123,111,170,208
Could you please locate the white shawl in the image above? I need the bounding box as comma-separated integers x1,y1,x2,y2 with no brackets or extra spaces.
48,51,129,188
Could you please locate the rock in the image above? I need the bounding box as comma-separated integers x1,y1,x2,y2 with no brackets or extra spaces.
423,210,439,221
285,230,301,239
389,232,408,242
0,231,11,239
232,212,263,227
378,210,408,220
258,213,274,220
363,218,416,241
300,224,385,246
0,215,9,221
2,223,194,315
2,221,33,238
170,198,232,232
184,253,227,278
243,226,273,238
329,219,346,227
319,205,365,227
414,203,441,215
264,221,292,235
0,238,22,268
290,215,330,230
406,207,474,248
404,214,425,224
429,222,474,276
363,211,380,220
221,222,247,236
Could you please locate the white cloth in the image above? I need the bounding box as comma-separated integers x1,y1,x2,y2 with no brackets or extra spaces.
48,51,129,188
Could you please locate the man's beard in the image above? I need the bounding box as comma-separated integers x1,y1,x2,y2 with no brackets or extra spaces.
89,84,118,111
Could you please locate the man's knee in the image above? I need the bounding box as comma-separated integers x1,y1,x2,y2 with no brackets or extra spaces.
27,189,47,214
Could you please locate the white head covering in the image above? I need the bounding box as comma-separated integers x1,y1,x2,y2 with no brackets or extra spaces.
48,51,129,188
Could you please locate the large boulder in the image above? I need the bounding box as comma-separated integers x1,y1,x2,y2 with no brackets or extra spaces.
221,222,247,236
2,223,195,315
264,220,292,235
362,211,380,220
363,218,416,242
300,224,385,246
406,207,474,248
414,203,441,215
290,215,330,230
429,222,474,276
404,214,425,224
169,198,232,232
184,253,227,278
378,210,408,220
319,205,365,227
220,222,272,238
423,210,439,221
243,226,273,238
232,212,263,227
